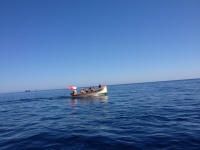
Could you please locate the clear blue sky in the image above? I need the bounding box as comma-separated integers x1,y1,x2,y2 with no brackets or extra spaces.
0,0,200,93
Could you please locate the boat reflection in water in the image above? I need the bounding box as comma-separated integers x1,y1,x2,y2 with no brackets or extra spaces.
70,96,108,105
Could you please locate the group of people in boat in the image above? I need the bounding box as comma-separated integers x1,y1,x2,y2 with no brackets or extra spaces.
71,84,102,95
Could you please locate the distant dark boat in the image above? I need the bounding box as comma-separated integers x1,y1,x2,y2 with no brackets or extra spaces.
25,90,30,92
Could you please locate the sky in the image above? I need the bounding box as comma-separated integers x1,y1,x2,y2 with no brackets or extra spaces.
0,0,200,93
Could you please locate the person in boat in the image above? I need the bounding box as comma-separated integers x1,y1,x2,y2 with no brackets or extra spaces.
85,87,89,93
80,88,85,94
91,87,95,91
99,84,102,89
89,87,92,91
73,89,77,95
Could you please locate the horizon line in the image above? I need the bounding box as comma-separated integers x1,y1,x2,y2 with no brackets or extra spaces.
0,77,199,94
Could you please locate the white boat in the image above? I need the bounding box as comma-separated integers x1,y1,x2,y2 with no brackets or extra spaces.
71,85,108,97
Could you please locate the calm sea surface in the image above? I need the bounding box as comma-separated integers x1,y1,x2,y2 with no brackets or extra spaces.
0,79,200,150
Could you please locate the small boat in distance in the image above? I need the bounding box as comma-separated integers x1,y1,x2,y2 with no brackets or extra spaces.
25,90,30,92
71,85,108,97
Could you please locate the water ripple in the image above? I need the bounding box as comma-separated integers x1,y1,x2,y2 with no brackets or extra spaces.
0,79,200,149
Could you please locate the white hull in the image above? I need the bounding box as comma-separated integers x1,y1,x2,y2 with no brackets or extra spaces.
71,86,107,97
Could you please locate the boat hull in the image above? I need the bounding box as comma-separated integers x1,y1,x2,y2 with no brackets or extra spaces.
71,86,107,97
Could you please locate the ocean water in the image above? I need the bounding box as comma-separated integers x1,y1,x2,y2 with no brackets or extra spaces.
0,79,200,150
